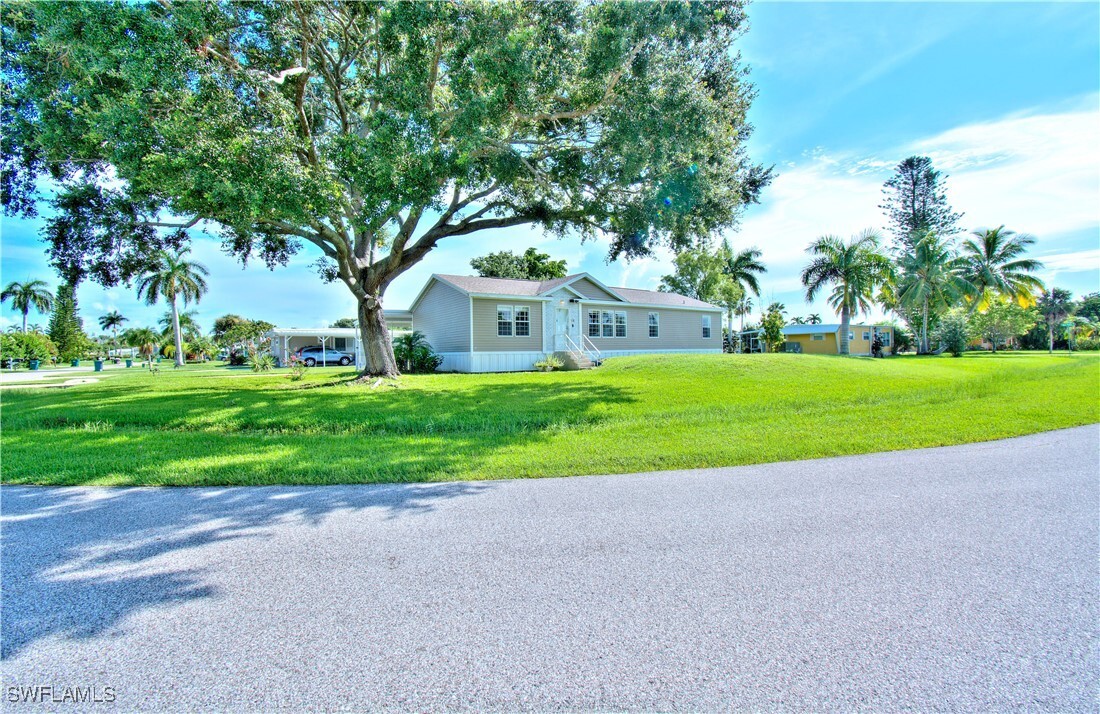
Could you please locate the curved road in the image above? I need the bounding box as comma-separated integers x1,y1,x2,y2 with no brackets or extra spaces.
3,426,1097,711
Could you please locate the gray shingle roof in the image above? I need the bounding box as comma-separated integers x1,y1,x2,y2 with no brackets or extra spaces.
431,273,719,309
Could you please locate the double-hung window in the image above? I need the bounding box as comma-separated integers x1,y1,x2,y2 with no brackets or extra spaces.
648,312,659,338
862,331,871,341
880,331,891,347
702,315,712,338
848,331,855,341
515,307,531,336
811,334,825,341
591,310,628,337
601,311,615,337
497,306,513,336
498,305,531,337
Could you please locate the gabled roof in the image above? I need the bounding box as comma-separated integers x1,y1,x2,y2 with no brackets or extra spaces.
416,272,720,310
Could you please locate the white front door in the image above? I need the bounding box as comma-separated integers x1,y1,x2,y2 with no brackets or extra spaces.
554,308,570,350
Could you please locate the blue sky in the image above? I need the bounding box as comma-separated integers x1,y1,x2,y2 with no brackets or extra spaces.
2,2,1098,332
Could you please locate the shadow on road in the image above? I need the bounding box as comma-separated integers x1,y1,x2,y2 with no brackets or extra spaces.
1,481,492,659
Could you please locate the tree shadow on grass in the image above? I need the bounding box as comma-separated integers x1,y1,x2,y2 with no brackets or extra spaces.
0,479,493,660
4,375,636,438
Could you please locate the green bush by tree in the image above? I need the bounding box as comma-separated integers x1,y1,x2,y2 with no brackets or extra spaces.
760,306,787,353
392,331,443,374
934,308,973,357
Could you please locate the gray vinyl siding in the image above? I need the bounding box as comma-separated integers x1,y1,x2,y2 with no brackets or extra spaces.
569,278,618,301
581,304,722,351
412,280,471,352
471,297,544,352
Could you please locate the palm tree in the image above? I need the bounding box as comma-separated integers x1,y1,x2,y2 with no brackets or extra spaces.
722,242,767,298
800,230,892,355
158,309,201,342
1,280,54,333
1037,288,1073,353
98,310,128,350
790,316,806,325
124,327,161,362
734,295,754,332
806,314,822,325
961,226,1045,309
135,248,209,367
895,232,972,354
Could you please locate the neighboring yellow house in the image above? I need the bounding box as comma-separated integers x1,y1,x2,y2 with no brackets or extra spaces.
782,324,894,356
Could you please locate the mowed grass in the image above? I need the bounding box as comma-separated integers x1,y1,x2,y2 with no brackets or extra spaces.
2,352,1097,486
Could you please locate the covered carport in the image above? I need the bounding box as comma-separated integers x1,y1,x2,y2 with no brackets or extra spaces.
267,310,414,370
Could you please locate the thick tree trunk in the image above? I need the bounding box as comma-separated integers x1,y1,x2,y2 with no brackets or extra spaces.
358,298,400,377
839,305,851,355
170,296,185,367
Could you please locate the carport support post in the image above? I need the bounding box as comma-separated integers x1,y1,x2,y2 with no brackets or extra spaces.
283,336,289,367
318,336,329,367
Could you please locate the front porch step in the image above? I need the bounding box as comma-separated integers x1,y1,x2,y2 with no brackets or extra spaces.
553,351,595,371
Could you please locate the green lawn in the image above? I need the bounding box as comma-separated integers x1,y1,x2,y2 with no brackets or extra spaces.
3,352,1097,486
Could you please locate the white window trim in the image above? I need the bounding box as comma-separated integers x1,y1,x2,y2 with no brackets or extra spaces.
702,315,712,338
594,309,628,338
848,331,855,341
515,306,531,337
811,334,825,341
497,305,513,337
497,305,533,338
648,312,660,338
862,331,871,341
587,309,601,338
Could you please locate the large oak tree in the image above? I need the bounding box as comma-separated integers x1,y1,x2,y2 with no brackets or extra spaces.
3,0,769,375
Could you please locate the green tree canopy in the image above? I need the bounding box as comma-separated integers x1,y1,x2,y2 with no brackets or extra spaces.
47,282,88,361
1036,288,1074,353
470,247,567,281
880,156,964,250
1077,292,1100,323
971,299,1038,353
3,0,770,376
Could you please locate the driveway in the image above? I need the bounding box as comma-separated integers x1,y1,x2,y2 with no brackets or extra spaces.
3,426,1097,711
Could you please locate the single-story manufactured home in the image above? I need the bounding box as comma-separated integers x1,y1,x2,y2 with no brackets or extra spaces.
408,273,723,372
781,323,894,356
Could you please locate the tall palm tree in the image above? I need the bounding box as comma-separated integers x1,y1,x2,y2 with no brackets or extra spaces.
135,248,209,367
961,226,1045,309
1,280,54,333
800,229,892,355
734,295,754,332
98,310,128,349
1036,288,1073,354
722,242,767,298
895,232,972,354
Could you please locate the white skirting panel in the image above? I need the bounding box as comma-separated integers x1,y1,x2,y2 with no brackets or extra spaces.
436,352,474,372
597,349,721,360
436,349,721,373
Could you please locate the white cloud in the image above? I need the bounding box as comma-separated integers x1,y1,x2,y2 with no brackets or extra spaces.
733,97,1100,320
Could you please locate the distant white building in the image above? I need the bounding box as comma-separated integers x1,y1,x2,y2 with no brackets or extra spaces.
266,311,413,369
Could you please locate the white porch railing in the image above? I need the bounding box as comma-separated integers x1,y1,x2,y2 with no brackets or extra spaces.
563,333,602,365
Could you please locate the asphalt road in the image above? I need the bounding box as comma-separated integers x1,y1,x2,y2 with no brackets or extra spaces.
3,426,1097,711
